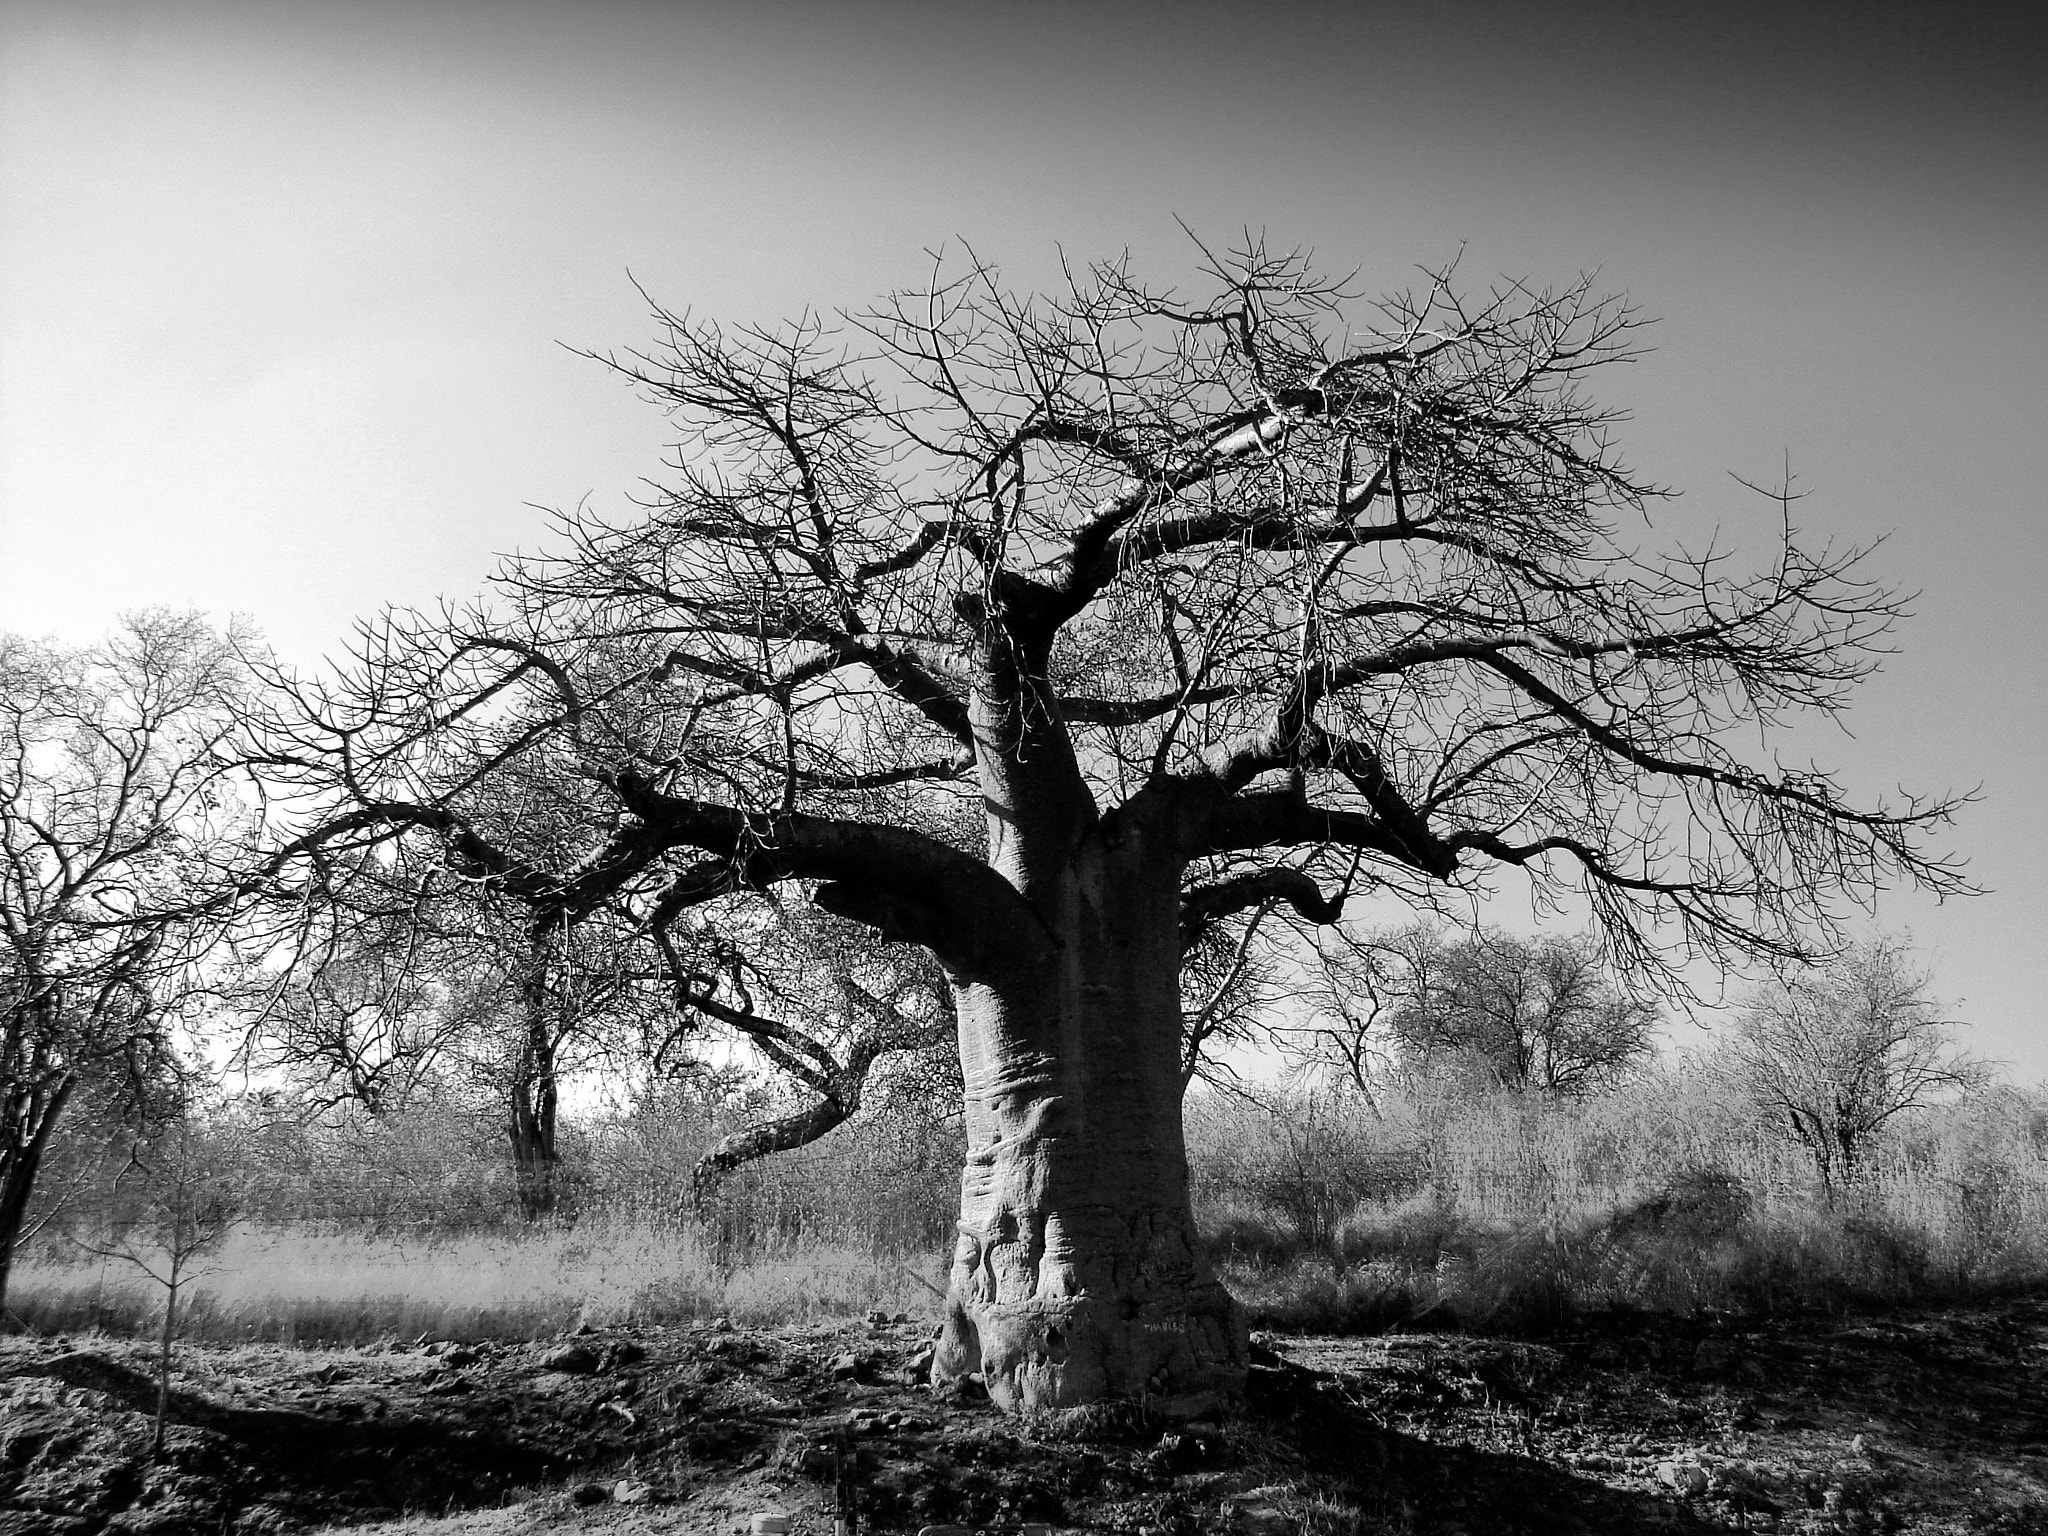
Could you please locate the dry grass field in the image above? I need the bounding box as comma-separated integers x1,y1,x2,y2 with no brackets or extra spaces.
9,1223,947,1347
19,1068,2044,1349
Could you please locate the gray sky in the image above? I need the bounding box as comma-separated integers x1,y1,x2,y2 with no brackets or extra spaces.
4,1,2043,1071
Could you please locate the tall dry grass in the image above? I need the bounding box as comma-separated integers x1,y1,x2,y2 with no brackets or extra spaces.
13,1060,2045,1346
10,1081,961,1345
9,1218,950,1344
1189,1068,2048,1331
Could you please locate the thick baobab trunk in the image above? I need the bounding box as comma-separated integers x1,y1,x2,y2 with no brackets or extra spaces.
931,814,1246,1415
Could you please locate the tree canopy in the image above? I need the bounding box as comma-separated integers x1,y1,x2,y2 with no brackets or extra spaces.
265,240,1961,973
1734,934,1979,1193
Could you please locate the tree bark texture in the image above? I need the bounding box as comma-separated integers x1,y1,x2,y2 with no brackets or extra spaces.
0,1179,24,1323
932,794,1246,1415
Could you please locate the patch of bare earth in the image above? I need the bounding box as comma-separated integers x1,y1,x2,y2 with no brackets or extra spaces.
2,1297,2043,1535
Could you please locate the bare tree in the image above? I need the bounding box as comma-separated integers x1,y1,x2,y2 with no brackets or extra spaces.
1734,935,1978,1194
1312,925,1659,1097
255,728,974,1211
1289,926,1408,1102
0,613,258,1316
495,915,581,1220
246,802,635,1219
400,905,639,1222
257,240,1964,1412
71,1113,241,1457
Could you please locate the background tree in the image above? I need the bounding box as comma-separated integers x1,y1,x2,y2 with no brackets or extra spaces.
1288,925,1407,1102
0,613,257,1316
258,240,1964,1412
252,697,969,1218
1733,934,1979,1194
1369,926,1656,1096
253,834,964,1215
1291,924,1657,1100
247,783,636,1219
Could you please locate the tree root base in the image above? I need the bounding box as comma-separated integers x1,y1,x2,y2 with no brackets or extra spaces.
934,1281,1247,1414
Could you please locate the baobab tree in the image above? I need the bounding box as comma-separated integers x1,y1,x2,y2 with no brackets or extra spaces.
259,240,1964,1412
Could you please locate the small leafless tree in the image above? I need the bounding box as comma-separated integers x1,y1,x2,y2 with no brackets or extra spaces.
1734,935,1980,1194
72,1115,241,1458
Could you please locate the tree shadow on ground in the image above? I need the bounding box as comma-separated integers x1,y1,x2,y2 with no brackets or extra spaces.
17,1348,567,1522
1247,1359,1719,1534
15,1303,2043,1536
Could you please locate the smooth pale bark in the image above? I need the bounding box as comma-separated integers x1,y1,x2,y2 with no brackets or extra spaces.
931,788,1246,1414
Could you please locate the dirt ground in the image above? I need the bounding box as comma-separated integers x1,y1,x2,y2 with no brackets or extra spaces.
3,1294,2045,1535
